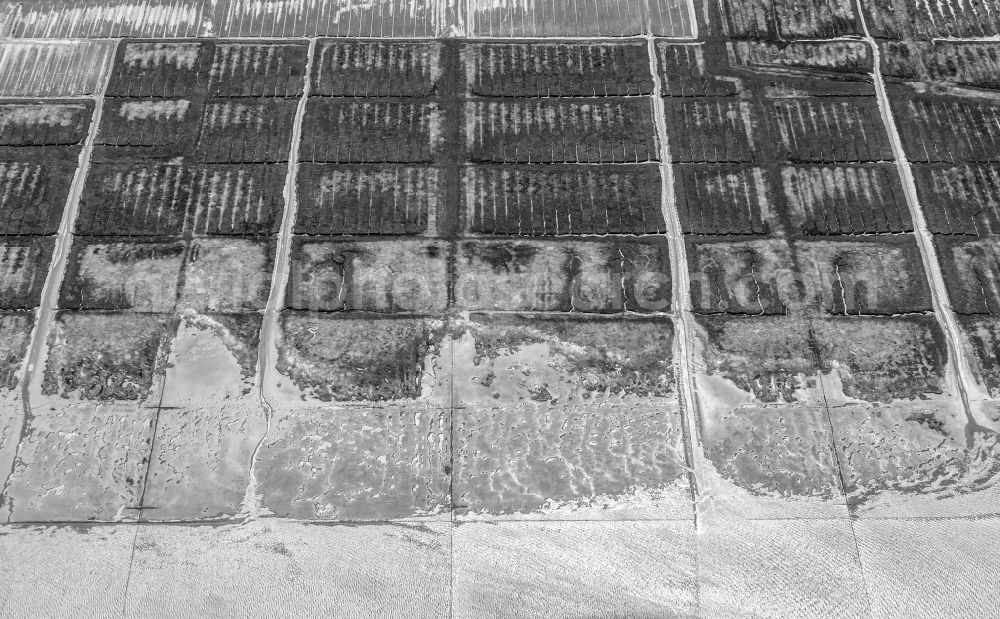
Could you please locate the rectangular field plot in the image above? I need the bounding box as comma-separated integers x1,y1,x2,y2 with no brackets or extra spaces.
96,98,298,163
958,315,1000,397
702,402,846,506
656,44,740,98
59,237,273,313
255,403,451,519
97,41,306,166
812,316,990,517
674,164,775,235
138,311,265,520
715,0,860,38
0,0,209,38
780,164,912,235
452,314,687,518
0,237,54,310
300,99,442,164
464,42,652,97
106,42,209,98
454,399,687,515
462,165,664,236
286,238,450,313
465,0,694,37
60,238,187,313
0,102,92,147
207,43,308,97
793,237,933,315
296,165,439,236
210,0,459,38
461,313,676,398
656,40,872,98
177,238,274,312
0,160,77,236
95,98,200,159
914,164,1000,236
726,40,873,79
454,239,671,313
657,41,885,178
812,315,946,401
3,399,159,521
14,310,173,520
41,310,175,401
694,314,819,402
861,0,1000,39
687,236,931,315
107,41,307,98
77,163,286,237
0,40,116,97
0,312,32,390
935,236,1000,314
891,91,1000,163
194,99,299,163
686,237,794,315
663,99,760,163
689,315,849,511
880,42,1000,91
312,41,442,97
276,312,442,402
765,98,890,163
687,161,910,236
465,99,657,163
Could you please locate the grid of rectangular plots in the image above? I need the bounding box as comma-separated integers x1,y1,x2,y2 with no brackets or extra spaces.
457,40,671,318
884,41,1000,400
274,40,690,521
709,0,998,45
16,40,306,522
290,39,450,316
711,0,862,40
0,98,92,406
658,35,985,519
64,40,307,320
2,0,998,41
265,40,454,522
452,41,688,518
0,0,696,39
657,38,930,317
286,39,675,316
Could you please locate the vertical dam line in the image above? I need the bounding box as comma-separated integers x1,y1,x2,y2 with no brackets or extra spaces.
856,2,981,423
646,34,702,505
244,36,318,517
